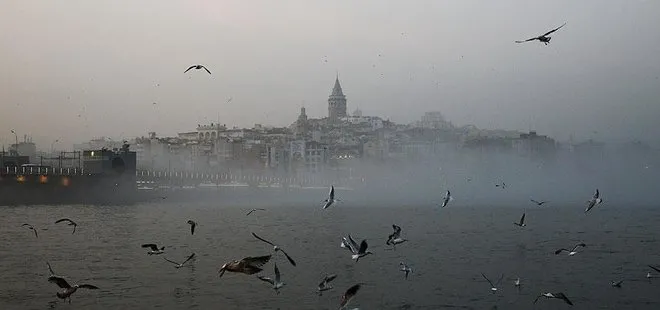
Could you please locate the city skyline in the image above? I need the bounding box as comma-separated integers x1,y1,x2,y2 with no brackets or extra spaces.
2,1,660,148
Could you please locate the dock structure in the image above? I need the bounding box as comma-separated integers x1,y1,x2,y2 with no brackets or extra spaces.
1,166,345,188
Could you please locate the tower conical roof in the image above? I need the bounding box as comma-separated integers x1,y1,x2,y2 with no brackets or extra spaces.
331,76,344,97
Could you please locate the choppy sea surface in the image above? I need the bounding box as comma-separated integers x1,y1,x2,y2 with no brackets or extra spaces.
1,201,659,310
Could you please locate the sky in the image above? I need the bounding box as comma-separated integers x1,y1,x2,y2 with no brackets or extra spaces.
1,0,659,150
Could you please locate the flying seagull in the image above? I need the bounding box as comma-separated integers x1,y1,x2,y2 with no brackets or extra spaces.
495,182,507,189
585,189,603,213
341,235,373,262
386,224,408,249
218,255,272,278
611,280,624,288
184,64,211,74
317,274,338,296
533,292,573,306
323,185,339,209
440,190,452,208
55,218,77,234
187,220,197,235
530,199,548,206
258,262,285,294
246,208,266,216
516,23,567,45
163,253,196,269
400,262,412,279
48,276,99,304
22,223,38,238
141,244,165,255
513,213,526,227
555,243,586,256
340,284,362,310
251,232,297,266
482,273,504,293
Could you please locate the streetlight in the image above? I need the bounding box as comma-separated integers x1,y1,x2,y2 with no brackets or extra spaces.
10,129,18,155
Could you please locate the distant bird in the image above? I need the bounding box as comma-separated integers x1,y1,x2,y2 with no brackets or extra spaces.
22,223,38,238
55,218,77,234
340,284,362,309
163,253,196,269
400,262,412,279
513,213,526,227
440,190,452,208
482,273,504,293
323,185,339,209
142,244,165,255
184,64,211,74
533,292,573,306
530,199,548,206
317,274,338,296
386,225,408,250
251,232,297,266
341,235,373,262
218,255,272,278
516,23,567,45
48,276,99,304
246,208,266,216
611,280,623,288
555,243,586,256
585,189,603,213
514,277,521,288
258,262,285,294
187,220,197,235
495,182,507,189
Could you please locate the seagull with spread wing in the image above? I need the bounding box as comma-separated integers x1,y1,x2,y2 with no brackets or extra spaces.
440,190,452,208
341,235,373,262
400,262,412,280
585,189,603,213
48,276,99,304
141,243,165,255
218,255,272,278
530,199,548,206
163,253,196,269
246,208,266,216
513,213,526,227
184,64,211,74
482,273,504,293
555,243,586,256
516,23,567,45
317,274,337,295
22,223,39,238
251,232,296,266
339,284,362,310
386,224,408,249
258,262,285,294
534,292,573,306
55,218,77,234
323,185,340,209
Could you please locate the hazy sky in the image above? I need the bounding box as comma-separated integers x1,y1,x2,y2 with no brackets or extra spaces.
2,0,659,149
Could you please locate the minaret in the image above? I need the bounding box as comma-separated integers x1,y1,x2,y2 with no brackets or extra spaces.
328,74,347,122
